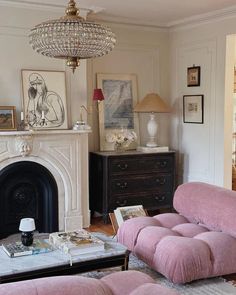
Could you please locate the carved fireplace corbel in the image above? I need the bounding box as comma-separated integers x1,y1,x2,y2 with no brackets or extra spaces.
15,135,33,157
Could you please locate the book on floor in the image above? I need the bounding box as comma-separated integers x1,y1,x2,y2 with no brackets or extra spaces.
2,239,53,258
114,205,147,228
49,229,105,256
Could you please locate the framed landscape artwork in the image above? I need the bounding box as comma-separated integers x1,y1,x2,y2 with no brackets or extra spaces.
97,73,140,151
21,70,68,129
183,95,204,124
0,106,17,131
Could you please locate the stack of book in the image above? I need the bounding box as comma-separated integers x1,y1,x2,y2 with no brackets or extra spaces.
49,229,105,256
2,239,53,258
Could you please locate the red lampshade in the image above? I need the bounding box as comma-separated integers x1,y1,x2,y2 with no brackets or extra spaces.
93,88,104,101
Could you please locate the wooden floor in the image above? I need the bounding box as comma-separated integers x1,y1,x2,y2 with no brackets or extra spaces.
86,217,115,236
86,217,236,284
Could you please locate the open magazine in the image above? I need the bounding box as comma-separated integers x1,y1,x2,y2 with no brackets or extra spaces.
114,205,147,228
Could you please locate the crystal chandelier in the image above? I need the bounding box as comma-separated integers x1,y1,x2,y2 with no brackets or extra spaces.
29,0,116,72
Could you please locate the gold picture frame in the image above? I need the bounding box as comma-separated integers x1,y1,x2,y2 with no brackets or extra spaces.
97,73,140,151
21,69,68,130
0,106,17,131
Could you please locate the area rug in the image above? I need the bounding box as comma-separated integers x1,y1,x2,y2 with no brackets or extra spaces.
82,254,236,295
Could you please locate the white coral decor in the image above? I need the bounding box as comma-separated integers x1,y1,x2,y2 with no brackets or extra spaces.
106,129,137,149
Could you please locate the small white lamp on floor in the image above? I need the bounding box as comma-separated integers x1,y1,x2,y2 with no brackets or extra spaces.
134,93,171,150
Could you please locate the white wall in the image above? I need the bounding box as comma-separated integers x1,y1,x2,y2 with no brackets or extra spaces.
2,2,236,188
0,4,88,128
169,18,236,187
88,24,170,151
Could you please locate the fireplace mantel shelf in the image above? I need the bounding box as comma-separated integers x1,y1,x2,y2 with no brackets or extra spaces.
0,129,91,136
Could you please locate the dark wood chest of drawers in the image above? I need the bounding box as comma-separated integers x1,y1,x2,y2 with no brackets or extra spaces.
89,151,176,223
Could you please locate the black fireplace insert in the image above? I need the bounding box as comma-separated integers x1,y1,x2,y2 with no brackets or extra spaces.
0,161,58,239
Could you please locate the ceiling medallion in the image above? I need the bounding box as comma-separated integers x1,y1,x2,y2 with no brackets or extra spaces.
29,0,116,72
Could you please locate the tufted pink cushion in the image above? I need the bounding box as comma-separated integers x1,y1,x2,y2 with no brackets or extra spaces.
153,236,212,283
174,182,236,237
118,216,161,251
0,276,111,295
134,226,180,265
117,182,236,283
129,283,180,295
101,270,154,295
0,271,179,295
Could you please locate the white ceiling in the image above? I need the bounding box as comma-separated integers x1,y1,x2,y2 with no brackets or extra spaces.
3,0,236,27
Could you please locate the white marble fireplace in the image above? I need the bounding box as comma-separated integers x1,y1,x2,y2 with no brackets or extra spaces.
0,130,91,231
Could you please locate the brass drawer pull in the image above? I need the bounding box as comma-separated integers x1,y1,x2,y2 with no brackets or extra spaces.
117,163,128,170
156,160,167,168
156,177,166,185
116,182,128,189
155,195,165,202
116,200,127,206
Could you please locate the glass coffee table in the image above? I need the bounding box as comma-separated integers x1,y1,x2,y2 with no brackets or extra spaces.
0,233,129,284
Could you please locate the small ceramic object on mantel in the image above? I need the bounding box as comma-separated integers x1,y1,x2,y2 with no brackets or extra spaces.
73,120,91,131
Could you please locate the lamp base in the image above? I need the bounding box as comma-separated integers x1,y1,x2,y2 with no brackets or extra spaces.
21,231,34,246
146,140,158,148
146,114,158,148
137,146,169,153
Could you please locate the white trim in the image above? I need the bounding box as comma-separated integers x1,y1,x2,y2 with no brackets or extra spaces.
94,20,168,33
168,5,236,29
1,0,236,31
0,0,91,16
0,130,91,136
94,5,236,31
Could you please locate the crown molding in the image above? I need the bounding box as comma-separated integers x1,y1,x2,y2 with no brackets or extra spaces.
1,0,236,31
0,0,64,12
168,5,236,31
89,14,166,29
92,5,236,31
89,18,168,33
0,0,92,16
168,4,236,28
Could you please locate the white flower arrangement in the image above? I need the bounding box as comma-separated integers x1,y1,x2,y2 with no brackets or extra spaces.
106,129,137,149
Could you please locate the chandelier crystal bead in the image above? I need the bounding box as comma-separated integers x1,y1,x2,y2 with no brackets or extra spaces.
29,0,116,72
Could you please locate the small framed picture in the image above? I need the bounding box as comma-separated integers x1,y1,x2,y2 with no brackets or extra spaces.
183,95,204,124
187,66,200,87
0,106,17,131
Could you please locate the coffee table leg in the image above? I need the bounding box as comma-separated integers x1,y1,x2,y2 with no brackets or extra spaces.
122,253,129,271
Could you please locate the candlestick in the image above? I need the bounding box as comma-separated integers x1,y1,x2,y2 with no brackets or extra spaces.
42,111,45,119
20,111,24,121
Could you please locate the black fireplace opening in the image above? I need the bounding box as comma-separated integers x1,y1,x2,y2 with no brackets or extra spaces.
0,161,58,239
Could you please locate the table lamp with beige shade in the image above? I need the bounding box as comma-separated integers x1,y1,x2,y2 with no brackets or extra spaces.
134,93,171,151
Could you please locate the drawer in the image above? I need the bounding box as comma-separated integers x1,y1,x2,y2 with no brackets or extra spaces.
110,191,172,209
109,155,174,175
110,174,173,195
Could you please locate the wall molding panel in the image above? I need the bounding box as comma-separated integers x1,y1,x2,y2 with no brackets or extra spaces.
175,39,217,184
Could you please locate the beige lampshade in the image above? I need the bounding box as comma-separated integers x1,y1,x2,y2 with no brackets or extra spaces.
134,93,171,113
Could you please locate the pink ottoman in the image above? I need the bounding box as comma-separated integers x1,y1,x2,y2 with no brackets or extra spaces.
0,270,179,295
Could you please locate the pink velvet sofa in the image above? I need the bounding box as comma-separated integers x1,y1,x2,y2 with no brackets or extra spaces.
0,270,179,295
118,182,236,284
